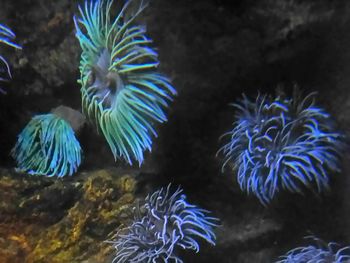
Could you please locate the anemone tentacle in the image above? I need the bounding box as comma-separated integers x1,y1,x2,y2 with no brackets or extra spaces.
111,184,219,262
218,92,343,205
74,0,176,165
11,114,82,177
0,23,21,93
276,236,350,263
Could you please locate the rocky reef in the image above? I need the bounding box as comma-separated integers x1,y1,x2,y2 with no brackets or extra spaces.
0,169,136,262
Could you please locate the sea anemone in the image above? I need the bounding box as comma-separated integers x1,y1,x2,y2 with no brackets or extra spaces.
74,0,176,166
112,184,219,262
276,236,350,263
0,23,21,93
218,91,342,204
11,113,82,177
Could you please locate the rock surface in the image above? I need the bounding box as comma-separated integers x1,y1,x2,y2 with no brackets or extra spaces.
0,168,137,263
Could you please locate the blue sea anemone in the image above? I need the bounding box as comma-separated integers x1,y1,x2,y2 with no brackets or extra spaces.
112,184,219,262
11,113,82,177
276,236,350,263
0,23,21,93
218,92,342,204
74,0,176,166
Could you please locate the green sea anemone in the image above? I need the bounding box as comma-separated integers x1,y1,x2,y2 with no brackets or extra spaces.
74,0,176,166
12,113,82,177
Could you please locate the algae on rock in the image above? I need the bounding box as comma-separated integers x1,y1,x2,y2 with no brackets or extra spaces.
0,168,137,263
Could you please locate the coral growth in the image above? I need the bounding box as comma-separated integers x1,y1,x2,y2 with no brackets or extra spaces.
0,23,21,93
276,236,350,263
74,0,176,166
11,113,82,177
112,184,219,262
219,91,343,204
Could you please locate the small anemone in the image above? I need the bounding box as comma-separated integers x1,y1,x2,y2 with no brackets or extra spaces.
74,0,176,166
218,91,343,204
0,23,21,93
276,236,350,263
11,113,82,177
111,184,219,262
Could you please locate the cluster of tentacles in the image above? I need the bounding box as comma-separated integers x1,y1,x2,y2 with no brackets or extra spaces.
112,184,219,262
74,0,176,166
11,113,82,177
10,0,176,177
219,92,343,204
276,236,350,263
0,23,21,93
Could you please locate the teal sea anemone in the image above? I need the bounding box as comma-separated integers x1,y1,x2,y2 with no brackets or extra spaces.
74,0,176,166
0,23,21,93
11,113,82,177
